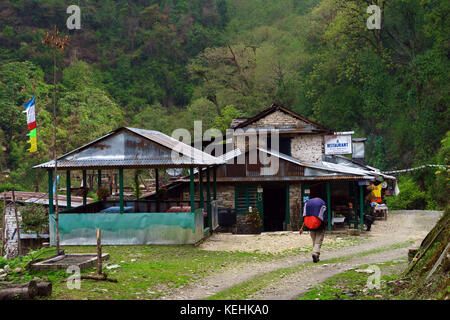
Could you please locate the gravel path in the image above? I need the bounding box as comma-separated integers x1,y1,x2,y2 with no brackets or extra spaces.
159,210,441,300
251,248,408,300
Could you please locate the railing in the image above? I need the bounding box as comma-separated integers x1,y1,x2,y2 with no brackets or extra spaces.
60,200,203,214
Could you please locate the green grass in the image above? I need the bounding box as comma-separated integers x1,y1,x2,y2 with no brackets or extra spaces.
278,235,365,256
206,241,414,300
297,259,408,300
3,245,279,300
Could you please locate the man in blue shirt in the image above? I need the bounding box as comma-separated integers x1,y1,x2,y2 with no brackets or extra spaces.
299,197,327,263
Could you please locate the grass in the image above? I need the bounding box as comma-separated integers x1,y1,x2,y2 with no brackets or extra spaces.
278,234,365,256
2,245,279,300
205,241,414,300
297,259,408,300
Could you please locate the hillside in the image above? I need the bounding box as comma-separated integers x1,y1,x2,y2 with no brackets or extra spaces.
0,0,448,206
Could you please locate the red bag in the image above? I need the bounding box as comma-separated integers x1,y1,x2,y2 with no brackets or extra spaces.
304,216,322,230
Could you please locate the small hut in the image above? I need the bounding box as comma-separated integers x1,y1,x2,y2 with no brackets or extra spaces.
34,127,224,246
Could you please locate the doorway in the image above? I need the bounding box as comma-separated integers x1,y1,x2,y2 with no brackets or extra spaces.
263,185,286,231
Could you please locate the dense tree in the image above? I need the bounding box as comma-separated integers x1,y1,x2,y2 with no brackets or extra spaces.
0,0,447,205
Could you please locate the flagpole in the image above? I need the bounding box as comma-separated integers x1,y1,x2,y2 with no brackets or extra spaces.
42,25,69,256
32,77,39,192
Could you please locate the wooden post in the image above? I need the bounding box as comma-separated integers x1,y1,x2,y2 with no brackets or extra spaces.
48,171,54,213
360,185,364,232
285,184,290,229
189,167,195,213
96,228,102,275
206,167,211,229
109,171,113,194
66,170,71,210
326,182,331,232
199,168,204,211
119,168,124,214
82,170,87,206
155,168,159,212
213,167,217,201
97,170,102,191
155,168,159,192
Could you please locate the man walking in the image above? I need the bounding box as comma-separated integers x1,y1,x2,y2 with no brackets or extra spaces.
299,197,327,263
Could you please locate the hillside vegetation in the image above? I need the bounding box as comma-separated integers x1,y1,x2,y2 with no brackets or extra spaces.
0,0,448,207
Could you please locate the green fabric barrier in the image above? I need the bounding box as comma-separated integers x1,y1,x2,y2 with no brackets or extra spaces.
50,211,204,245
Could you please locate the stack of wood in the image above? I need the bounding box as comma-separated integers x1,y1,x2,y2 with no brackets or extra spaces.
0,281,52,300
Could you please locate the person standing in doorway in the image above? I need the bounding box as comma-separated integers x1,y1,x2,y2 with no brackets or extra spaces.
299,197,327,263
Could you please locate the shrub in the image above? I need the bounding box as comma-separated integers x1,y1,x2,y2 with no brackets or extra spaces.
386,177,427,209
246,208,262,230
20,204,48,235
96,187,110,201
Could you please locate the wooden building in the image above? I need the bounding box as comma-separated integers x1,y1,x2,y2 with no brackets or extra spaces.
147,103,396,233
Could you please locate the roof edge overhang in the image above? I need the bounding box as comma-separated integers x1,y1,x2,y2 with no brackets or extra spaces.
234,103,333,133
33,127,225,169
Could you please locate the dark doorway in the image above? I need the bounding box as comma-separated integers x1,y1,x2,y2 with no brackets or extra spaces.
263,185,286,231
310,182,326,200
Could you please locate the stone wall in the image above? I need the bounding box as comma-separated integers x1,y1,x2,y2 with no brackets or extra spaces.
2,204,21,258
291,135,324,163
182,183,235,209
216,184,234,209
235,215,259,234
246,110,308,128
234,110,310,152
288,183,302,231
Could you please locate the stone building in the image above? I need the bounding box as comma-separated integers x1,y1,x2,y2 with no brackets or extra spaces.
146,103,396,233
1,192,91,257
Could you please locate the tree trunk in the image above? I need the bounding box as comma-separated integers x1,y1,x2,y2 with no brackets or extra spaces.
0,281,38,300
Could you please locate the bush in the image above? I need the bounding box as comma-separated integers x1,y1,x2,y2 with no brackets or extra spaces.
20,204,48,235
246,208,262,230
386,177,427,209
96,187,110,201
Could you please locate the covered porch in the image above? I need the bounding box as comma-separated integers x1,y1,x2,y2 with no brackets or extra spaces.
34,127,224,245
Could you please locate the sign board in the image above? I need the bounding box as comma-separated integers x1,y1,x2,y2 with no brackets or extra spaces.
324,135,352,155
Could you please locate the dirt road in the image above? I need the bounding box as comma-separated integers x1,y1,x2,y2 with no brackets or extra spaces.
159,210,441,300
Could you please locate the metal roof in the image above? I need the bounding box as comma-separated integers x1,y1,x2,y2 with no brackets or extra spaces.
0,191,91,207
258,148,393,180
34,127,224,169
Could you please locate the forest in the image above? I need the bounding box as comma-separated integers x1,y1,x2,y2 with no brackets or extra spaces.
0,0,448,208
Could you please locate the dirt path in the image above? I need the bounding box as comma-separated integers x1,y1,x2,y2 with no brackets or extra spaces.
251,248,408,300
159,210,441,300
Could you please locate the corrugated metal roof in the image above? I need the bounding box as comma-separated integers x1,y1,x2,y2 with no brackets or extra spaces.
34,127,224,169
258,147,391,179
0,191,91,206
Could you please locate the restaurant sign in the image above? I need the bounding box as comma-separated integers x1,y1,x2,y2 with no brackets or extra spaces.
324,135,352,155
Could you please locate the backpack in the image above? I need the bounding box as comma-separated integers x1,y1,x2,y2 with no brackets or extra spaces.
304,216,322,230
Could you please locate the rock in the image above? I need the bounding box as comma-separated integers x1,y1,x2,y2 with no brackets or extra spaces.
355,268,375,274
374,294,383,298
106,264,120,270
33,276,42,282
0,268,5,275
3,265,11,273
13,267,23,273
130,259,136,262
0,273,8,281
